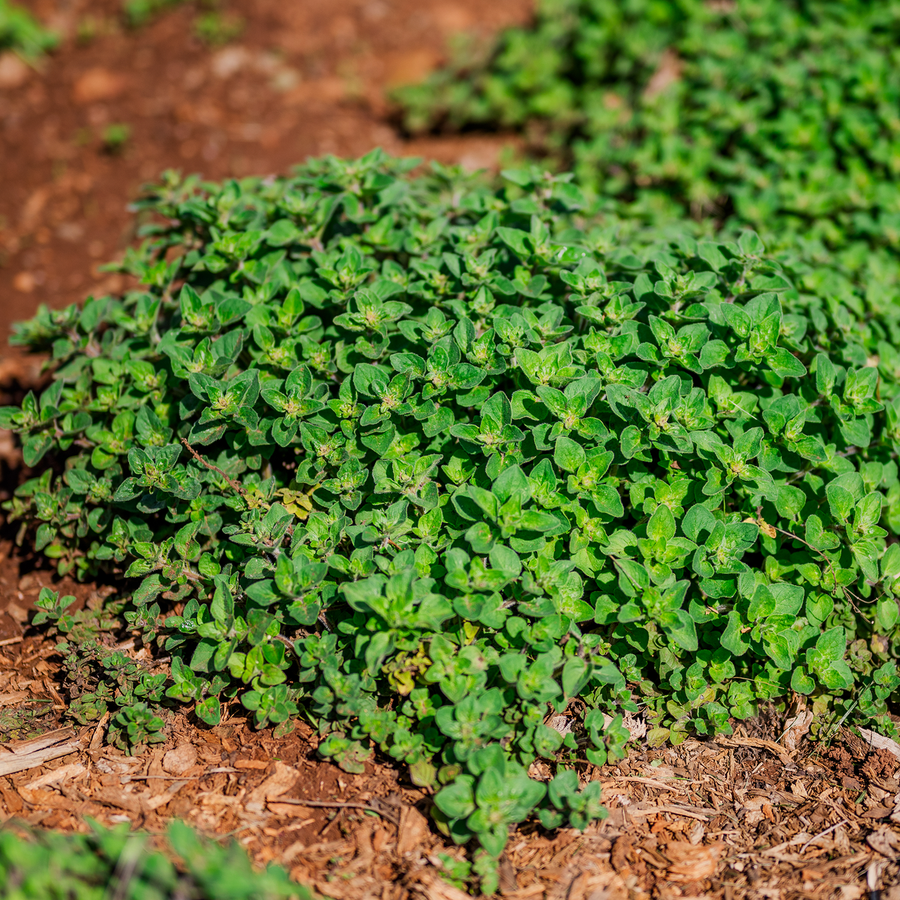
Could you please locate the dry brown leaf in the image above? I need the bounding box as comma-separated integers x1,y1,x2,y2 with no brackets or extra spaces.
162,743,198,775
867,827,900,859
741,796,771,827
245,761,299,813
781,710,813,752
643,49,682,99
397,804,430,856
664,841,724,882
603,712,646,742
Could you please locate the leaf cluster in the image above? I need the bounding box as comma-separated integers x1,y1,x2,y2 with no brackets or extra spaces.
0,0,57,60
397,0,900,308
6,152,900,862
34,587,168,752
0,819,308,900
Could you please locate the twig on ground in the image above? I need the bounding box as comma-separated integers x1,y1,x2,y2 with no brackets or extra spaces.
269,797,400,825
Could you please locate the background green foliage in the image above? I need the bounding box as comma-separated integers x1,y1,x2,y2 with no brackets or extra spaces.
6,151,900,870
122,0,242,43
397,0,900,307
0,820,308,900
122,0,187,28
0,0,58,60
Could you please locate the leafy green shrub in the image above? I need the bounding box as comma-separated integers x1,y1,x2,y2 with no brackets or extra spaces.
0,0,58,60
0,820,308,900
397,0,900,305
5,151,900,871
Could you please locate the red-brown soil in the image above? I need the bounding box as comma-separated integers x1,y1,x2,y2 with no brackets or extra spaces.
3,3,900,899
0,0,529,346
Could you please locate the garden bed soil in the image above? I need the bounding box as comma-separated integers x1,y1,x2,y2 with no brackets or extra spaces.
3,2,900,899
0,0,529,346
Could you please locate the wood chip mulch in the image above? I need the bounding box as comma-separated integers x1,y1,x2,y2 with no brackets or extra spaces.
1,622,900,900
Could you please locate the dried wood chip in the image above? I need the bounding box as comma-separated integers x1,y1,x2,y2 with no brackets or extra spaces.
611,835,634,874
0,729,84,777
0,691,30,707
145,780,189,811
407,870,476,900
23,761,86,791
867,827,900,859
267,801,314,818
92,786,149,815
629,803,717,821
397,804,430,856
234,759,270,770
0,727,76,756
858,728,900,764
715,735,793,766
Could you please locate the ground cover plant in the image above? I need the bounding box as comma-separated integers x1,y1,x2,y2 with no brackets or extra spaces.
0,0,57,60
397,0,900,309
5,150,900,887
0,819,308,899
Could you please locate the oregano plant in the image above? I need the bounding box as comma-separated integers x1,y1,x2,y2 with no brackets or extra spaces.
4,151,900,878
397,0,900,313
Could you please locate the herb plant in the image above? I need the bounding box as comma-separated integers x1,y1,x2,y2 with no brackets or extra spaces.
0,820,308,900
5,152,900,873
397,0,900,306
102,123,132,156
122,0,186,28
0,0,58,60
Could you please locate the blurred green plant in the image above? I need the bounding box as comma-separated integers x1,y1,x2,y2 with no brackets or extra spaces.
122,0,186,29
122,0,241,41
5,150,900,887
0,0,58,60
0,819,309,900
102,123,132,155
194,9,243,46
397,0,900,307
